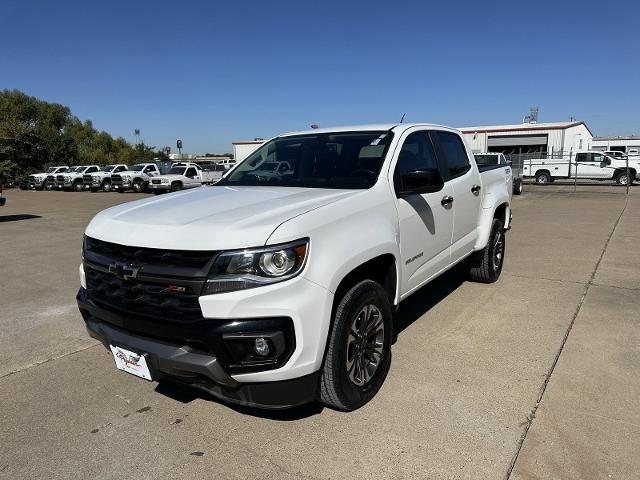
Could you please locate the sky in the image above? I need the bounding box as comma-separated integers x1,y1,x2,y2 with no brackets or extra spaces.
2,0,639,153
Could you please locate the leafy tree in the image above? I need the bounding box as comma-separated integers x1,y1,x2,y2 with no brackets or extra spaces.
0,89,169,181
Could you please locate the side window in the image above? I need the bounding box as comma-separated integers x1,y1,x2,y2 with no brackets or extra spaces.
592,153,604,163
116,166,125,172
430,131,470,178
143,165,155,173
575,153,588,162
393,131,439,189
185,167,197,177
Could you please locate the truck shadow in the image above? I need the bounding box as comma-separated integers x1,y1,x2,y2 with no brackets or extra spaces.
393,261,468,340
154,380,325,420
0,214,42,223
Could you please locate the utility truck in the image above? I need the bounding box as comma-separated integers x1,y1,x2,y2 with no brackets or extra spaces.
523,151,638,185
84,164,129,192
111,163,160,193
78,124,513,411
28,166,69,190
148,163,207,193
56,166,100,191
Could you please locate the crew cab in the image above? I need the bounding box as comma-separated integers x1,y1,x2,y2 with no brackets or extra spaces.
28,166,69,190
148,163,206,193
523,150,639,185
474,153,523,195
84,164,128,192
55,166,100,191
111,163,160,193
77,124,512,411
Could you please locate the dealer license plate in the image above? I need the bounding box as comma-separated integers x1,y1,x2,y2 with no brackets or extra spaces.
110,345,152,380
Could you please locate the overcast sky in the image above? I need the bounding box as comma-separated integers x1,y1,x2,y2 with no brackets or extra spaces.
2,0,639,153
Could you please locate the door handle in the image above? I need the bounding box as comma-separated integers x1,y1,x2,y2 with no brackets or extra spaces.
471,184,481,194
441,196,454,206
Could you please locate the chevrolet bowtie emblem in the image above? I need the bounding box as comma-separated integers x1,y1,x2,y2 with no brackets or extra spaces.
108,262,140,281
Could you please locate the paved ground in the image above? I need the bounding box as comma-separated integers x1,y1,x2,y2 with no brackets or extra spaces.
0,185,638,480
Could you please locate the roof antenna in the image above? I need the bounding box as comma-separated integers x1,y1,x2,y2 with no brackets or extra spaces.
400,113,406,123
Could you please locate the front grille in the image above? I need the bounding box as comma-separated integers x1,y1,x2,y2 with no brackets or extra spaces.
29,176,37,182
85,268,203,322
56,175,65,183
152,179,162,184
85,236,215,269
47,175,55,183
83,174,93,183
111,174,122,183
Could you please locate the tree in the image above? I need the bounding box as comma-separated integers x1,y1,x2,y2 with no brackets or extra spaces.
0,89,169,181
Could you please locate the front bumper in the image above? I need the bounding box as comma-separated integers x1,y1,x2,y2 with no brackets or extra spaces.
77,287,321,409
149,183,170,190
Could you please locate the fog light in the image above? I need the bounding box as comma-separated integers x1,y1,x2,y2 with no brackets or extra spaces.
254,337,270,356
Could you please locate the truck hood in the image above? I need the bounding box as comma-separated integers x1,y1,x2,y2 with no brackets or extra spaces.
86,185,359,250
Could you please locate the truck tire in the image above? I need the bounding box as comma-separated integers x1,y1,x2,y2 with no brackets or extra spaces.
615,171,632,186
170,182,182,192
468,218,505,284
102,180,112,192
319,280,392,411
513,178,523,195
535,171,551,184
132,179,144,193
73,180,84,192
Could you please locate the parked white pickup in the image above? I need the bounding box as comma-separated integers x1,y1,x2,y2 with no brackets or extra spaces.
79,123,513,411
523,151,639,185
148,163,208,193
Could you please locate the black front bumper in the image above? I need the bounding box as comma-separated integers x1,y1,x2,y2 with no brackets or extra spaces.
77,288,317,409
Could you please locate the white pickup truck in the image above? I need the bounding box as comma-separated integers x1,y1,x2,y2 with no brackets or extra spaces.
110,163,160,193
56,165,101,191
83,164,129,192
77,124,512,411
148,163,215,194
28,166,69,190
523,150,639,185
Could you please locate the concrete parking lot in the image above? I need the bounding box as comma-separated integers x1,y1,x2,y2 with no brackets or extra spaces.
1,185,638,480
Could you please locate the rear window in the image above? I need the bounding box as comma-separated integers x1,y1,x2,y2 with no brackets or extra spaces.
431,131,471,178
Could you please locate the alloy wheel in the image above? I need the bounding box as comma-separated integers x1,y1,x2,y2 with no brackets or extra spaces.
345,304,385,386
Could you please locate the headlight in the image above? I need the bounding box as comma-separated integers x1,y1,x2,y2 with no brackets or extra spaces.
203,239,309,295
92,175,100,181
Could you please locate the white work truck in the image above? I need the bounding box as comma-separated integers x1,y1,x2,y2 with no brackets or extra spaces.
78,124,513,411
110,163,160,193
83,164,129,192
28,166,69,190
56,165,101,191
149,163,210,194
523,150,639,185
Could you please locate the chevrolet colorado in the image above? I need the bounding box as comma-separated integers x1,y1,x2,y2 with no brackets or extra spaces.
78,124,513,411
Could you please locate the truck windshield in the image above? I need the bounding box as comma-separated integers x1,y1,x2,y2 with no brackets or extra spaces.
101,165,115,172
74,167,85,172
46,167,57,173
168,167,187,175
220,131,394,189
131,165,145,171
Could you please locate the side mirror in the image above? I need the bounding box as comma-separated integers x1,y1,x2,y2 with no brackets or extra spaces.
397,168,444,197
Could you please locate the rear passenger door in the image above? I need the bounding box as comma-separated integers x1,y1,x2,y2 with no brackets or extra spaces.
393,130,454,296
430,130,482,263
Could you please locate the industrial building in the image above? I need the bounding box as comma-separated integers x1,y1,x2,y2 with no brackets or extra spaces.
232,139,265,162
591,135,640,154
460,121,593,155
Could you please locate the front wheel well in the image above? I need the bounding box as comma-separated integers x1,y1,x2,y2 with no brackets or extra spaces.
333,254,397,311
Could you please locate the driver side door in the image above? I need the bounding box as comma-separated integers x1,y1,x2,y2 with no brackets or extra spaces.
394,130,454,297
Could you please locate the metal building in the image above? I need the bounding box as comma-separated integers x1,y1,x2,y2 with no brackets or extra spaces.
232,139,265,162
591,136,640,155
460,121,593,155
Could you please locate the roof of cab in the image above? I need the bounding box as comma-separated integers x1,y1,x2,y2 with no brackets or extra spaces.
279,123,455,137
